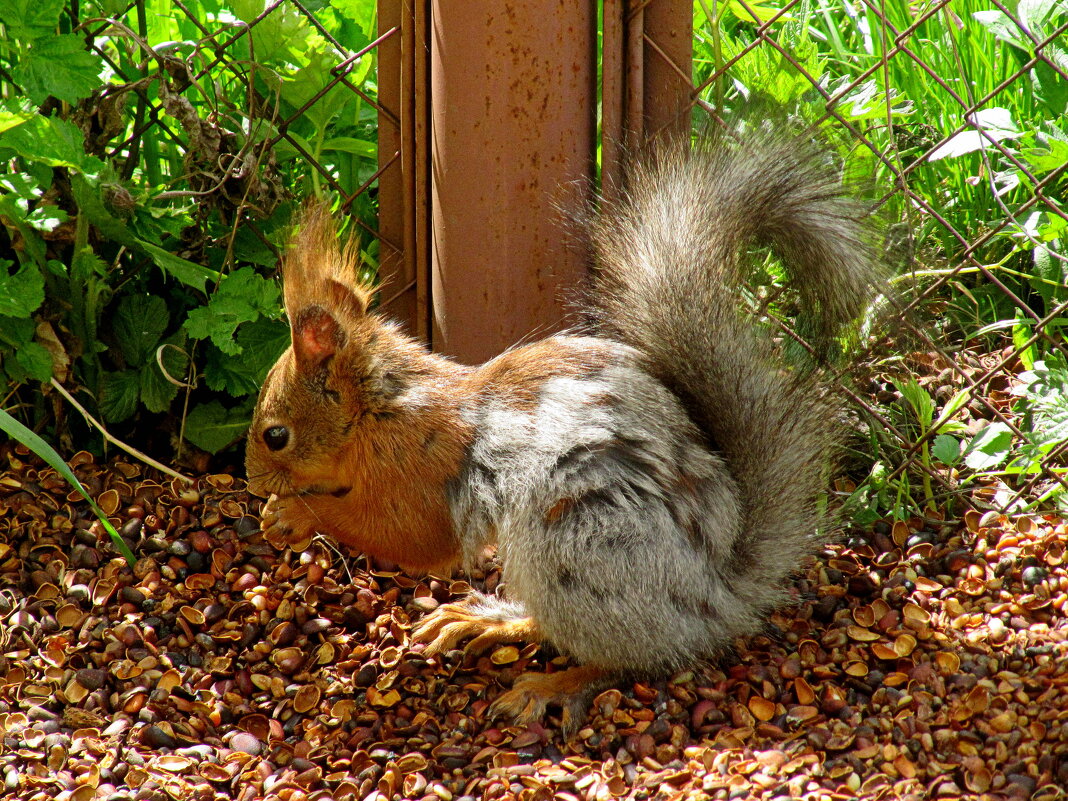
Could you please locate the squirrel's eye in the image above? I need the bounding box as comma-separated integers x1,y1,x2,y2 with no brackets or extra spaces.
263,426,289,451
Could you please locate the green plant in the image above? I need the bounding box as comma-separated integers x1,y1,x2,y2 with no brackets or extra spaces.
693,0,1068,516
0,0,380,459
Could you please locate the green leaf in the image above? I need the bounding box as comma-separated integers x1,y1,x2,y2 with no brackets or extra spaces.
1033,60,1068,116
0,315,52,383
184,399,253,453
932,387,973,432
927,108,1021,161
0,259,44,317
963,422,1014,471
972,10,1032,49
98,369,141,423
11,35,104,105
69,175,139,247
112,294,169,367
931,434,961,466
1016,358,1068,448
203,317,290,395
0,109,34,134
1013,316,1037,371
0,406,134,564
0,117,107,178
0,0,65,40
138,239,218,293
184,267,282,355
283,52,348,132
14,341,51,382
320,136,377,159
893,377,935,428
140,333,189,414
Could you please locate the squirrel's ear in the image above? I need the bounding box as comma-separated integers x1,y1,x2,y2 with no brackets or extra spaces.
292,305,344,371
325,275,371,320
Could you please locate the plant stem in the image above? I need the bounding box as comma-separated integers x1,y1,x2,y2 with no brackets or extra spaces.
49,378,193,483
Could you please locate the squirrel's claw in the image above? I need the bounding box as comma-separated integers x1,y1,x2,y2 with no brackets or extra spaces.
488,665,617,740
412,598,541,656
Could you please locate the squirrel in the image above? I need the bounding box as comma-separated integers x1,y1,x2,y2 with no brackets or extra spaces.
245,125,883,737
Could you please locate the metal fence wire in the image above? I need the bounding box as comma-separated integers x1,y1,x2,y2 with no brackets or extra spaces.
68,0,1068,518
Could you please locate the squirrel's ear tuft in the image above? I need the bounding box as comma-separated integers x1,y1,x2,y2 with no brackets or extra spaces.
283,202,375,319
292,305,344,371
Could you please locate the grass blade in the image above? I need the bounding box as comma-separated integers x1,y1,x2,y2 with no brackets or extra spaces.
0,408,136,565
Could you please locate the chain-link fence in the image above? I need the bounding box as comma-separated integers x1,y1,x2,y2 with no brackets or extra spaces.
78,0,409,308
669,0,1068,520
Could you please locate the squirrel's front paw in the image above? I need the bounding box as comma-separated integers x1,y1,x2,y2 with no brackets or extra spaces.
412,595,542,656
488,665,616,739
259,494,313,550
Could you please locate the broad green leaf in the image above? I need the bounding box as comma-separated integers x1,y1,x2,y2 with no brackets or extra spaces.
113,294,169,367
234,0,306,62
1022,136,1068,175
184,399,253,453
69,176,136,248
0,109,34,134
11,35,104,105
0,260,44,317
0,315,34,347
963,422,1014,471
931,434,961,465
138,240,218,293
320,136,377,159
0,406,134,564
203,317,289,395
284,52,348,132
1033,60,1068,115
0,0,64,40
184,267,282,355
1012,316,1037,371
0,117,107,178
0,196,47,267
932,387,973,432
140,333,189,414
724,0,787,25
927,108,1021,161
972,10,1032,49
334,0,377,35
14,341,51,382
98,369,141,423
1016,358,1068,447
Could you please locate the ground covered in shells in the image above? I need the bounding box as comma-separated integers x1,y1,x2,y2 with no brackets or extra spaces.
1,445,1067,801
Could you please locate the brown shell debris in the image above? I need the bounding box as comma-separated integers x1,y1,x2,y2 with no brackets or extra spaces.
1,445,1067,800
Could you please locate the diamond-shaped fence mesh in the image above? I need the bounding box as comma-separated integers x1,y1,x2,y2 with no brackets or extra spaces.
662,0,1068,521
74,0,395,278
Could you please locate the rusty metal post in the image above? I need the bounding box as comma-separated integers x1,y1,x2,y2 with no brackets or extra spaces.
602,0,626,197
429,1,597,363
602,0,693,198
375,1,412,329
642,0,693,139
376,0,431,340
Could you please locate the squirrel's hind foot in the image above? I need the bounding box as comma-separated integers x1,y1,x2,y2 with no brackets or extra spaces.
488,665,618,740
412,594,542,656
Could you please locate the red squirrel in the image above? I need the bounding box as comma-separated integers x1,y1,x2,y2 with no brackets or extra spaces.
245,127,883,736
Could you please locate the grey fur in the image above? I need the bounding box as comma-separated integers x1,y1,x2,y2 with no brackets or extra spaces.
445,129,882,676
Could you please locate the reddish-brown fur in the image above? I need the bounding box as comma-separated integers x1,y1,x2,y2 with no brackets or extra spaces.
245,208,621,573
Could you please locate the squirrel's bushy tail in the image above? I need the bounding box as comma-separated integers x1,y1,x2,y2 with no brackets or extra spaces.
587,127,882,596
